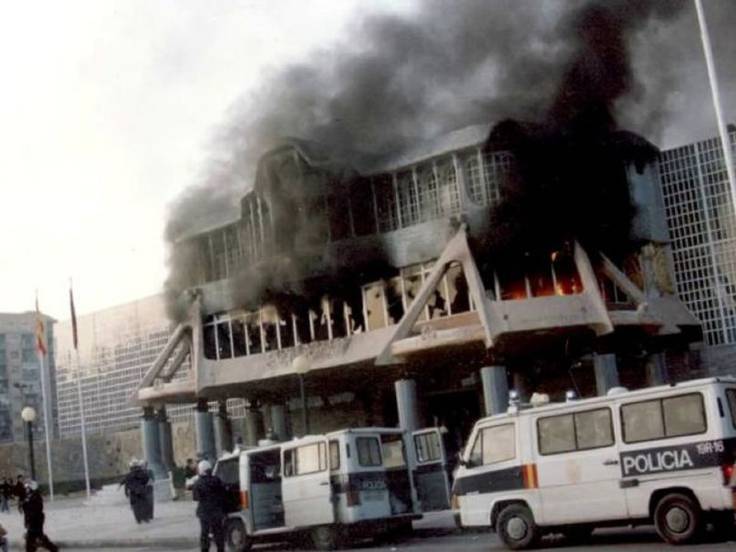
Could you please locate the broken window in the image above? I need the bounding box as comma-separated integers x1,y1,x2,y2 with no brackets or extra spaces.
261,306,280,350
327,193,351,241
344,288,366,334
350,178,377,236
293,307,312,345
232,317,247,357
245,312,262,355
279,313,296,349
374,176,398,232
497,263,528,301
397,171,419,226
328,298,348,339
403,264,427,322
446,263,470,314
386,277,405,325
216,317,232,359
363,282,387,330
553,248,583,295
527,255,555,297
203,316,217,360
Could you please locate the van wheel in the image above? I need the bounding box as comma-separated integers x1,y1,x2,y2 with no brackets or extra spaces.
496,504,540,550
654,493,702,545
311,525,340,551
225,518,252,552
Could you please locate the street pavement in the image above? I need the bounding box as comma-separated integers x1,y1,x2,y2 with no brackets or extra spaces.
0,494,733,551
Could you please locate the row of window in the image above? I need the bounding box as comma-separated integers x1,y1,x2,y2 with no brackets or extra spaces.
469,392,720,467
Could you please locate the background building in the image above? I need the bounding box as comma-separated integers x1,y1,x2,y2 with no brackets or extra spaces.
659,129,736,372
0,312,56,442
54,294,195,437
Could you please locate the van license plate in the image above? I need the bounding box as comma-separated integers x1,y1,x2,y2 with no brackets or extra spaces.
362,490,383,501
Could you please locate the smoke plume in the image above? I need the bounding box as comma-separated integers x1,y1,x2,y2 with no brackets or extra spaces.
164,0,734,320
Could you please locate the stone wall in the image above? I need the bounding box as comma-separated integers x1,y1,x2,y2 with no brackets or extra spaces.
0,418,198,490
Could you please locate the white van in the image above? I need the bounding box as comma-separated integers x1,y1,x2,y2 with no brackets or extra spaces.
215,426,450,551
453,377,736,549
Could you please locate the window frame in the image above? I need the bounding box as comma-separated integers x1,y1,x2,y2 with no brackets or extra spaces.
469,423,516,466
727,389,736,430
356,436,383,467
536,407,615,456
329,440,341,471
283,442,328,477
620,392,708,445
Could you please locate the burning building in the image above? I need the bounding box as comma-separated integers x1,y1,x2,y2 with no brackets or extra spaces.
133,1,706,468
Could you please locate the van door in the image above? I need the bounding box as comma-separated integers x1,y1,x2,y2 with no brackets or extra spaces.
281,440,335,528
536,407,628,524
411,428,450,511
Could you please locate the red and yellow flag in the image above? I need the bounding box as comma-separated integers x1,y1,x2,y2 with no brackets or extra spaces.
35,295,47,356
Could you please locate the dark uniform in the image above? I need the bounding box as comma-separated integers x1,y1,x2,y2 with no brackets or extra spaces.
22,487,57,552
121,466,150,523
192,472,227,552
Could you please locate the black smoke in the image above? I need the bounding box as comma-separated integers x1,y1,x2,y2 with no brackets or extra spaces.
163,0,730,320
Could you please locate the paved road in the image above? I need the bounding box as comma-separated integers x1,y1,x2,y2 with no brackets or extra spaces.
69,527,736,552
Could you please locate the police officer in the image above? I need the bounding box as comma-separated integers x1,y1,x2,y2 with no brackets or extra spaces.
22,481,57,552
120,459,150,523
191,460,226,552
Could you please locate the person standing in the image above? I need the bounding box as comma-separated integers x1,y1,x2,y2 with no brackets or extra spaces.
120,459,150,524
143,460,155,522
22,481,57,552
14,476,26,514
192,460,226,552
0,479,9,513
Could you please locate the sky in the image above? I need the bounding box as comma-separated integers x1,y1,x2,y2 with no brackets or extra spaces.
0,0,414,321
0,1,733,322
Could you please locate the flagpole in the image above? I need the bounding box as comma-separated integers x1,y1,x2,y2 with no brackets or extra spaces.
694,0,736,215
34,296,55,501
74,348,91,499
70,279,91,500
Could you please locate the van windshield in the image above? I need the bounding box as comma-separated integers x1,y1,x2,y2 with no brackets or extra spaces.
727,389,736,428
380,436,406,468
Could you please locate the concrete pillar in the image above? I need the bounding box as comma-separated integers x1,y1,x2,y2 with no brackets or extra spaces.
511,371,528,402
480,365,509,416
394,379,420,431
141,407,167,479
213,401,234,456
194,399,216,462
157,407,175,472
269,403,290,442
594,353,620,396
243,402,265,446
646,352,668,387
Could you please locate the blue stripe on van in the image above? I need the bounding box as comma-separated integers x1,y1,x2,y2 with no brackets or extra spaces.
620,437,736,477
452,465,524,496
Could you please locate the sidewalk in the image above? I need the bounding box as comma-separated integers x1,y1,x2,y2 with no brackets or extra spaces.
1,494,199,550
0,493,458,549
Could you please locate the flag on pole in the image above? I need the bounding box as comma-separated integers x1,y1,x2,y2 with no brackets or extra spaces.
69,285,79,350
35,294,47,356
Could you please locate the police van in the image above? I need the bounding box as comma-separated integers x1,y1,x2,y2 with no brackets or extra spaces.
453,377,736,549
214,426,450,551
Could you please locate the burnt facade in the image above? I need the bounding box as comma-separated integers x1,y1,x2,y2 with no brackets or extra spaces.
137,123,700,468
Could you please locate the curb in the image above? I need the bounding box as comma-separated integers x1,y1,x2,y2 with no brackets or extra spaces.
10,537,199,550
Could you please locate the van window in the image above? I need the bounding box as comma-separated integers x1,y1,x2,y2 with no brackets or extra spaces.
469,424,515,465
622,393,706,443
538,414,575,455
414,432,442,463
727,389,736,428
357,437,382,467
538,408,614,455
284,442,327,476
214,458,239,485
329,440,340,470
381,438,406,468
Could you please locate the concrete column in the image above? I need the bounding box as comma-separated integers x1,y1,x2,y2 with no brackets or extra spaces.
480,365,509,416
511,371,528,402
269,403,290,442
594,353,620,396
213,401,234,456
141,407,167,479
194,399,216,462
394,379,420,431
646,352,668,387
157,407,175,472
243,402,265,447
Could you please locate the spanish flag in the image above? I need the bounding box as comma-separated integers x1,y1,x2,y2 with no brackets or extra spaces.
35,294,47,356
